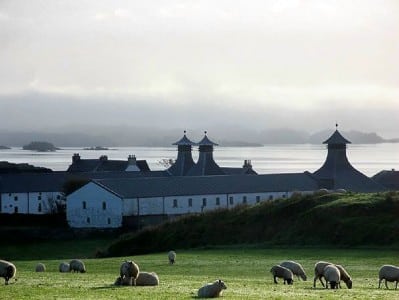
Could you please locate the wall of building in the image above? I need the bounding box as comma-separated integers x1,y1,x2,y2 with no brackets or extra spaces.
67,182,123,228
1,191,64,214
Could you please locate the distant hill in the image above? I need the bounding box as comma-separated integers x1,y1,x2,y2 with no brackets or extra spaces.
0,145,11,150
0,161,52,173
0,127,397,147
105,192,399,256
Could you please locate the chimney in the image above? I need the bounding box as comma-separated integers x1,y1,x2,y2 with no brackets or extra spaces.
99,155,108,161
126,155,140,172
243,159,252,168
72,153,80,163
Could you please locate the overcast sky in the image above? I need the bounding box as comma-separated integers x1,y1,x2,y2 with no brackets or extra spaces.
1,0,398,137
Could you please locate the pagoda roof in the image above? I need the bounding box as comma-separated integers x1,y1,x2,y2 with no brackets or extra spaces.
172,131,196,146
323,130,351,144
197,132,218,146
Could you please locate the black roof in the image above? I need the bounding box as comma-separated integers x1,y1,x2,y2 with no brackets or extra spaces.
197,133,219,146
323,130,351,144
221,167,257,175
172,132,196,146
372,170,399,190
92,172,319,199
67,158,150,172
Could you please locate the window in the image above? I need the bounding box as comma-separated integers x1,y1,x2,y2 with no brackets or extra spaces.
38,195,42,200
56,195,61,200
38,203,42,212
202,198,207,207
14,207,18,213
82,201,87,209
102,202,106,210
216,197,220,206
14,196,18,201
269,195,273,200
243,196,247,204
107,218,111,225
173,199,178,208
282,194,286,198
188,198,192,207
87,217,90,224
229,196,234,205
256,196,260,203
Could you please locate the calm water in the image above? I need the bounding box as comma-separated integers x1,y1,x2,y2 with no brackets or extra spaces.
0,144,398,177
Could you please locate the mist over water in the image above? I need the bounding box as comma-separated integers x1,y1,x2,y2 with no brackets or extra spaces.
1,143,398,177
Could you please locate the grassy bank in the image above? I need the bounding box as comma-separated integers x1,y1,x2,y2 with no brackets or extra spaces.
0,244,398,299
106,192,399,256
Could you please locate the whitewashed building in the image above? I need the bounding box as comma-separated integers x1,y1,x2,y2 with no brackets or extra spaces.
66,173,319,228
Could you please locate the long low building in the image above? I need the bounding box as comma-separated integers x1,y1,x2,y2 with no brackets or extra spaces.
66,172,319,228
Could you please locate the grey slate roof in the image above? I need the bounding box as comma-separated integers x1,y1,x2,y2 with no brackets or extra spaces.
0,171,169,193
197,133,219,146
323,130,351,144
67,158,150,172
221,167,257,175
172,132,196,146
372,170,399,190
93,172,319,199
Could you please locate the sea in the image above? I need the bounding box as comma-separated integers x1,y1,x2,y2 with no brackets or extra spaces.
0,144,398,177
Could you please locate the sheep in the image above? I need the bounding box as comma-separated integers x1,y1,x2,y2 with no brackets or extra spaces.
59,262,70,273
335,264,352,289
120,260,139,286
69,259,86,273
0,260,16,285
313,261,333,288
35,263,46,272
323,265,340,289
270,265,294,285
135,272,159,286
197,279,227,298
378,265,399,289
168,250,176,264
114,276,133,286
280,260,307,281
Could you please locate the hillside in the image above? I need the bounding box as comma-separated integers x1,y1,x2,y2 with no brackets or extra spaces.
106,192,399,256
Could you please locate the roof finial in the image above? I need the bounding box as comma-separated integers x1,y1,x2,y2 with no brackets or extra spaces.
183,130,186,135
204,130,207,135
335,122,338,129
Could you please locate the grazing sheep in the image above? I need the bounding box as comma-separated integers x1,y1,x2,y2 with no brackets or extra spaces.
270,265,294,285
69,259,86,273
335,264,352,289
197,279,227,298
114,276,133,286
280,261,307,281
35,263,46,272
0,260,16,285
379,265,399,289
136,272,159,286
59,262,70,273
168,251,176,264
120,261,139,285
313,261,333,288
323,265,340,289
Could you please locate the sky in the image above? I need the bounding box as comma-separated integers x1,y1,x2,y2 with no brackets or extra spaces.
0,0,398,137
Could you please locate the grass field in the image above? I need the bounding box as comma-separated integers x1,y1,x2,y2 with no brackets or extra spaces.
1,241,398,299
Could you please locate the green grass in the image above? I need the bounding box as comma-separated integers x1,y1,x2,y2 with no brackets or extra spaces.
1,243,399,299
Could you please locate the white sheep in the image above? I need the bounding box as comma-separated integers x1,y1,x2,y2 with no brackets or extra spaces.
323,265,340,289
280,261,307,281
313,261,333,288
35,263,46,272
335,264,352,289
270,265,294,284
120,261,139,286
136,272,159,286
379,265,399,289
69,259,86,273
59,262,70,273
168,251,176,264
197,279,227,298
0,260,16,285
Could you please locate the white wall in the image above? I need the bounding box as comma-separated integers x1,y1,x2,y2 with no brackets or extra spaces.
67,182,123,228
1,192,29,214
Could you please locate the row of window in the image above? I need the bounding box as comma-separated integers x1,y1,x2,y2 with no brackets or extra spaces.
172,195,270,208
8,194,62,201
82,201,107,210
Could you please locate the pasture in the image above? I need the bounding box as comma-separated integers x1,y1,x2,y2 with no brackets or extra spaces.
0,241,398,299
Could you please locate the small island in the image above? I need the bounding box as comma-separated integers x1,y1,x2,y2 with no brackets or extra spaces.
0,145,11,150
22,141,60,152
83,146,110,151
